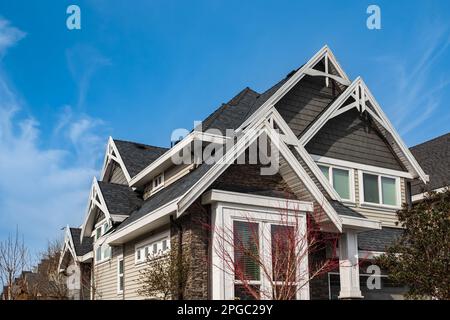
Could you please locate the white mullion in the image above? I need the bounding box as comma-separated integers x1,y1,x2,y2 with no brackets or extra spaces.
378,175,382,205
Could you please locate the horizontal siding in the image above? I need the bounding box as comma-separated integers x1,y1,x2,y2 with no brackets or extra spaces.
275,75,339,138
123,226,171,299
306,109,406,171
353,174,405,227
110,164,128,185
93,247,122,300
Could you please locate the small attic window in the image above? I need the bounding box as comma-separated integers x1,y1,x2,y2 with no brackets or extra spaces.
152,173,164,191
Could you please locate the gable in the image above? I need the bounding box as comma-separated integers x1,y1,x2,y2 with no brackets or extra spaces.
211,162,297,199
305,108,406,171
106,162,128,185
275,75,342,138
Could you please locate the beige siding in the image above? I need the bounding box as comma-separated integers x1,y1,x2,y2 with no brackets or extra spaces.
93,247,123,300
110,164,128,185
143,164,194,200
122,226,171,299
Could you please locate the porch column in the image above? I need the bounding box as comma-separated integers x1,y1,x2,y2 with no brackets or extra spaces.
338,231,363,299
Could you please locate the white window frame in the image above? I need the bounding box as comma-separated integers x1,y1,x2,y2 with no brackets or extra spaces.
152,173,165,192
117,255,124,295
317,163,355,203
358,170,401,209
211,202,310,300
135,230,170,264
95,243,112,264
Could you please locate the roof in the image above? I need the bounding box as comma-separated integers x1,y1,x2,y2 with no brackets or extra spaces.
410,132,450,195
113,139,169,178
69,228,93,256
358,227,403,252
116,163,213,231
97,181,143,216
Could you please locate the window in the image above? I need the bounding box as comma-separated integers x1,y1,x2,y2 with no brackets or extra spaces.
232,220,302,300
135,233,171,264
117,257,124,294
95,220,109,240
318,165,352,201
361,173,399,207
95,244,111,263
152,173,164,191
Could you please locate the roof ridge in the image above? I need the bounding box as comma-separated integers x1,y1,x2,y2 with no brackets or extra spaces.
113,138,169,151
410,132,450,149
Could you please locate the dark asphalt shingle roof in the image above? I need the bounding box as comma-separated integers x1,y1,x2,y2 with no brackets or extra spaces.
330,201,365,218
358,227,404,252
116,163,213,231
410,133,450,195
69,228,93,256
114,139,169,178
97,181,143,216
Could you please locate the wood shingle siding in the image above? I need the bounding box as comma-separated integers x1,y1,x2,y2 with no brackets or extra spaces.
306,109,405,171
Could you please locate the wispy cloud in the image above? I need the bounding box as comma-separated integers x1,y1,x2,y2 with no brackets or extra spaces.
66,44,111,110
0,18,109,257
376,23,450,138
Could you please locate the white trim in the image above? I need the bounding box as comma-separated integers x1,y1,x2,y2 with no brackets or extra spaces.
238,46,350,133
134,230,171,264
129,131,228,187
202,189,314,212
311,154,414,179
299,78,428,184
412,186,448,202
341,216,381,231
105,197,179,245
80,177,114,240
358,170,402,210
100,137,133,184
270,108,342,202
210,201,310,300
117,255,124,295
316,163,355,203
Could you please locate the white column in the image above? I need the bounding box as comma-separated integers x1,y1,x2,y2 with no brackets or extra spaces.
338,231,363,299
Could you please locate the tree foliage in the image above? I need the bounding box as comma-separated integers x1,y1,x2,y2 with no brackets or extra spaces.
377,189,450,300
138,248,190,300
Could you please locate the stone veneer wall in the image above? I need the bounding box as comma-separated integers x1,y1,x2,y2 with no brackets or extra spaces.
171,200,210,300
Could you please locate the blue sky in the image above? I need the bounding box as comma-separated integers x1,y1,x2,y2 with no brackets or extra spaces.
0,0,449,258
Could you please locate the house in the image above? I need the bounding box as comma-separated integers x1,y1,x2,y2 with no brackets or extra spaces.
58,46,431,300
409,133,450,202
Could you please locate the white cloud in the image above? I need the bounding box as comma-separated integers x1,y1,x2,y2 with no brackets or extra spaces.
0,18,109,257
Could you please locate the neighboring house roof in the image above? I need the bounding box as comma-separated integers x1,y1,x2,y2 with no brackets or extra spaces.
69,228,93,256
410,132,450,195
358,227,404,252
113,139,169,178
97,181,143,216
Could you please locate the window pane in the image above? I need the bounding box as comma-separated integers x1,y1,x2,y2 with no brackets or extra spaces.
96,247,102,261
96,228,101,239
271,225,295,282
119,259,124,274
233,221,260,281
119,276,124,291
363,173,379,203
333,168,350,199
234,284,260,300
381,177,396,205
319,165,329,180
162,240,168,251
153,243,157,254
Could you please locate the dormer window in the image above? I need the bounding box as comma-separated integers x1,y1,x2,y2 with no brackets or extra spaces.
152,173,164,191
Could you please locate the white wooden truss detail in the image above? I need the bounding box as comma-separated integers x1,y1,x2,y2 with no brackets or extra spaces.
100,137,132,184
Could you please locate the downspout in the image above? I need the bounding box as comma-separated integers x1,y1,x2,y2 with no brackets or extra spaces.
170,215,183,300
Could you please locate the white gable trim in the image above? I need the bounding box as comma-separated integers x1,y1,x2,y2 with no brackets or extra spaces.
100,137,133,184
58,226,78,271
269,108,343,202
177,122,343,232
238,45,350,133
80,177,113,240
299,78,428,183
